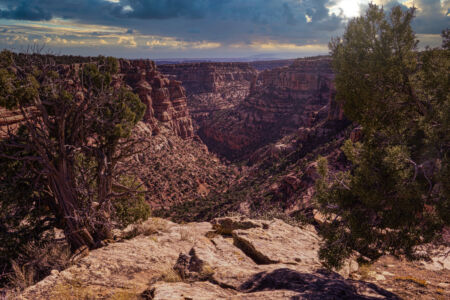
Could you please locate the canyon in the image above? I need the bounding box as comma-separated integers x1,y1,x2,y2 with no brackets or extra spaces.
5,55,449,299
197,57,344,161
158,62,257,130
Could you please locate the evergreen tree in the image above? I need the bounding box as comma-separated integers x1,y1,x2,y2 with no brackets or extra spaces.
316,5,449,268
0,51,151,275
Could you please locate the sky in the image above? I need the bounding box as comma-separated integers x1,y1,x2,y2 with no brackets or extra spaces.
0,0,448,59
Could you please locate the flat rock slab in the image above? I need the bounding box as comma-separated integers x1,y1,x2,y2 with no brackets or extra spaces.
231,218,321,269
19,218,212,300
19,217,400,299
178,235,259,289
149,275,398,300
149,282,300,300
148,281,236,300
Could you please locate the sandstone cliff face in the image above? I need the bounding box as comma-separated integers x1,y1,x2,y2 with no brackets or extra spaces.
158,63,257,130
120,59,194,139
0,59,194,140
199,57,342,160
0,107,24,138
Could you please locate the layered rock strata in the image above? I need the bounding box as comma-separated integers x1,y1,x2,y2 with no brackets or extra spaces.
199,57,342,160
119,59,194,139
158,63,257,130
0,59,194,140
0,107,25,138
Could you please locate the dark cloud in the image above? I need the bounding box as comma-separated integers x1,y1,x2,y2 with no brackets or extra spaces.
363,0,449,34
0,0,447,54
0,1,52,21
116,0,212,19
412,0,449,34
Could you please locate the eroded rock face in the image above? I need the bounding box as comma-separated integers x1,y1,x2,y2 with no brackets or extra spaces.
120,59,194,139
0,59,194,140
0,107,24,138
158,63,257,130
19,217,404,300
198,57,345,160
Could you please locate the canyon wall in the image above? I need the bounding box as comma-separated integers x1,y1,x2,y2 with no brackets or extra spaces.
119,59,194,139
0,59,194,140
249,59,295,71
198,57,341,160
158,63,257,129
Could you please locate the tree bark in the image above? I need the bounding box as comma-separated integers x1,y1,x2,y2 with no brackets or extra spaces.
49,171,97,251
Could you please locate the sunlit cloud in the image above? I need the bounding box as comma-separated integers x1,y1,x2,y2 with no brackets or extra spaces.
0,0,446,58
144,37,220,50
229,41,328,54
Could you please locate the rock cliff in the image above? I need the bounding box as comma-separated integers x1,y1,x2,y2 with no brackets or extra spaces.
0,107,25,138
158,63,257,130
131,122,235,210
198,57,344,160
0,59,194,140
0,58,231,210
120,59,194,139
19,217,418,300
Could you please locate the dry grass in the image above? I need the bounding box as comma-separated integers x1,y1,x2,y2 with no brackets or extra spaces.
122,218,170,239
8,260,36,291
159,265,182,283
199,264,215,280
110,288,140,300
394,276,428,287
358,263,372,281
179,228,192,242
7,240,72,290
50,274,97,299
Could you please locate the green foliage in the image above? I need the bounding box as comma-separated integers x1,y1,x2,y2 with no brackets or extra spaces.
0,136,57,286
316,5,449,268
113,176,151,228
0,52,148,287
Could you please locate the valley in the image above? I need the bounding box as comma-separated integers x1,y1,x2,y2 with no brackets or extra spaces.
1,52,448,299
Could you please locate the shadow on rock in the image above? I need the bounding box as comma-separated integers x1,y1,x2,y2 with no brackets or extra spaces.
239,268,400,300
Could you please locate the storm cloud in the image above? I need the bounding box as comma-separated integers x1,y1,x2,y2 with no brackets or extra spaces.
0,0,447,58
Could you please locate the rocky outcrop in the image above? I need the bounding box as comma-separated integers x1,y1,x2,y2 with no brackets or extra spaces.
158,63,257,130
120,59,194,139
199,57,345,160
19,217,406,300
0,107,25,138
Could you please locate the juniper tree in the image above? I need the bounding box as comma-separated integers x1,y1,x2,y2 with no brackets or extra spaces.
0,51,151,268
315,5,449,268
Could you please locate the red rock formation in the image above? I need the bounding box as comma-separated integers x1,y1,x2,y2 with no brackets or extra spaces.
120,59,194,139
158,63,257,130
198,57,340,160
0,59,194,140
0,107,23,138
